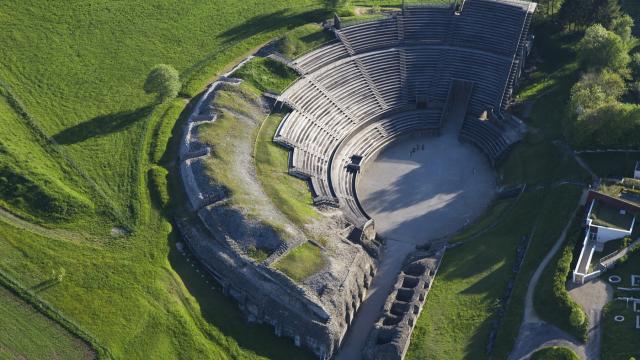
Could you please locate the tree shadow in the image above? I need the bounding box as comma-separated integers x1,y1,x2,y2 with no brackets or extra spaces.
218,8,329,45
53,106,153,145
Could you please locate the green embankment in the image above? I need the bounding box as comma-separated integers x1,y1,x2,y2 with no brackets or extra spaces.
0,285,94,360
255,112,320,229
273,242,326,282
0,2,341,358
233,57,298,93
0,90,94,225
531,346,581,360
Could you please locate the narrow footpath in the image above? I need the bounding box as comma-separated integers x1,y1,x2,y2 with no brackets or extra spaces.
509,200,609,360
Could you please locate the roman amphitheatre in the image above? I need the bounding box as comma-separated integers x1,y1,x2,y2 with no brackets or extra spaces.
1,0,639,360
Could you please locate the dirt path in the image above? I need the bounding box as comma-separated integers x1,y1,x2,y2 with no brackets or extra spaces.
0,207,92,243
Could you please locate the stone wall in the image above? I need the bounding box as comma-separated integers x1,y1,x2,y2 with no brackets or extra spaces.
176,220,376,359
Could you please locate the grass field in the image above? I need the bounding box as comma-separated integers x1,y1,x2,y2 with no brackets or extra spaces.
579,152,640,179
0,1,343,358
601,301,640,360
0,285,94,360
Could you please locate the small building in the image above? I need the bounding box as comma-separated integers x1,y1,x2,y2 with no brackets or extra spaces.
634,161,640,180
573,191,639,284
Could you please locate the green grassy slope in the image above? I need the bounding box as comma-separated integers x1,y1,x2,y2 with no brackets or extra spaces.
255,112,320,228
0,91,94,225
0,286,94,360
0,0,324,228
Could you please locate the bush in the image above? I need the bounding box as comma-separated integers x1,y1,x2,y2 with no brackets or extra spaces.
144,64,181,103
569,306,585,328
535,217,589,342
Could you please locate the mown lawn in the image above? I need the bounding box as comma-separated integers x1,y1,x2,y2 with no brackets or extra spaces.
0,286,94,360
601,301,640,360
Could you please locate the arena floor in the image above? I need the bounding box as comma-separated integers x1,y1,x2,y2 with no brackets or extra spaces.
358,125,496,245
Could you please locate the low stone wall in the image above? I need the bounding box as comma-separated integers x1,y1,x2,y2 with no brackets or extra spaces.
362,247,444,360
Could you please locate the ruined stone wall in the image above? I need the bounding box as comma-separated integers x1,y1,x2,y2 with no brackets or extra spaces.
362,248,444,360
177,219,377,359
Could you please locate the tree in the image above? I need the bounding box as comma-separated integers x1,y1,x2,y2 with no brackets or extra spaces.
610,14,634,43
558,0,593,28
144,64,181,103
593,0,622,29
577,24,630,74
570,70,626,115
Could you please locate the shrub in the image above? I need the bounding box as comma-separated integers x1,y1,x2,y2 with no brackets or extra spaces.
535,218,589,342
577,24,630,74
569,306,586,328
144,64,181,103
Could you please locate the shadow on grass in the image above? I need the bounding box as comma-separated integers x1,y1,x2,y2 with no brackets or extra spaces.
166,230,314,360
53,106,153,145
218,8,328,45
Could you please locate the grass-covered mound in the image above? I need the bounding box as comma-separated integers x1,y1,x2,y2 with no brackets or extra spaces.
531,346,580,360
0,285,94,359
601,301,640,360
273,242,326,282
234,57,298,93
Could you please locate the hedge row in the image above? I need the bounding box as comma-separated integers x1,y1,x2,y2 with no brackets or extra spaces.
0,269,114,359
534,216,589,341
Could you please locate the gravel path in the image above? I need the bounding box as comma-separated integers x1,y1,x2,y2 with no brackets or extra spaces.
509,205,587,360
